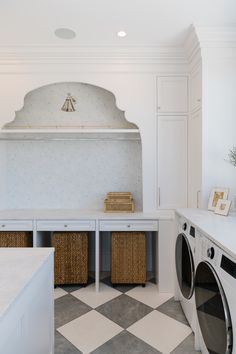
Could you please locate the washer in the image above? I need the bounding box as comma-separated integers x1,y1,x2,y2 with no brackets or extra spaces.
175,216,197,332
195,232,235,354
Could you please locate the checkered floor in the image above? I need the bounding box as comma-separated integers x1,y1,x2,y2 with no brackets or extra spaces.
54,275,200,354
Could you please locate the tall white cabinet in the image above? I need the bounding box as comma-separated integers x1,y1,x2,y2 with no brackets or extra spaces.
157,76,188,209
188,64,202,208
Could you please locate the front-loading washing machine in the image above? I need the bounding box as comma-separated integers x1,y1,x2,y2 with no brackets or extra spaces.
195,232,236,354
175,215,198,332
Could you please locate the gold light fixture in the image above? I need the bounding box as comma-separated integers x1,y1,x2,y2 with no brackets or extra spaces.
61,93,76,112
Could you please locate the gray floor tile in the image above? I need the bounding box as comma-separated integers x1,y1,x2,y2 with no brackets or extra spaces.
170,333,201,354
96,294,153,329
55,332,82,354
55,294,92,328
61,276,95,293
101,276,138,293
91,330,162,354
156,297,189,326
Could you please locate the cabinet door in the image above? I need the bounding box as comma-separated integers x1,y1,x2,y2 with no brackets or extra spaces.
157,116,187,209
190,65,202,112
157,77,188,113
188,110,202,207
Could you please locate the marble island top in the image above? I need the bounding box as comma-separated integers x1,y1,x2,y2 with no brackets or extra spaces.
0,248,53,320
176,208,236,260
0,208,174,220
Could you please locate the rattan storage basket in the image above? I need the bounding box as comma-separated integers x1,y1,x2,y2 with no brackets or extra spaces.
52,231,88,285
111,232,146,285
0,231,33,247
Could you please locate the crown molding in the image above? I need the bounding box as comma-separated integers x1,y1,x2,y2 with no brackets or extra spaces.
184,24,236,65
0,45,187,65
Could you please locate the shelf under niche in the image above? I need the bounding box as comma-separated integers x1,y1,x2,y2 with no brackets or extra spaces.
0,128,141,141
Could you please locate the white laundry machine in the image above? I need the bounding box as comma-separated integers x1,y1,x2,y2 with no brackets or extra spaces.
175,216,198,332
195,232,235,354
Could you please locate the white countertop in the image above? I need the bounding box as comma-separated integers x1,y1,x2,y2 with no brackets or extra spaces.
176,208,236,259
0,209,174,220
0,248,53,320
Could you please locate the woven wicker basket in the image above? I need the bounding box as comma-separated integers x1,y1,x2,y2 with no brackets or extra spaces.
52,231,88,285
111,232,146,285
0,231,33,247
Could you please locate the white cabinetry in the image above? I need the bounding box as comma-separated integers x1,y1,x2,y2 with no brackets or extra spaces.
190,65,202,112
188,109,202,208
157,77,188,113
157,116,187,209
188,64,202,208
157,76,188,209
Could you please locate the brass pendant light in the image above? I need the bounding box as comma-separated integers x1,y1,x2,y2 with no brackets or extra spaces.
61,93,76,112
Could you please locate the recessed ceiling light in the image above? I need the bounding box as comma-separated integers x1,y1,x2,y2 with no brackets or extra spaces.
117,31,127,38
54,28,76,40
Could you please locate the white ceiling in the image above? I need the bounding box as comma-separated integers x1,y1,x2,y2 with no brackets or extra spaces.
0,0,236,47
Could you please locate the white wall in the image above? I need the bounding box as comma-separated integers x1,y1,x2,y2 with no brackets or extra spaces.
202,48,236,206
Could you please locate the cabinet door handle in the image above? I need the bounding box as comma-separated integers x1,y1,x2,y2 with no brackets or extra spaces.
197,190,201,208
158,187,161,207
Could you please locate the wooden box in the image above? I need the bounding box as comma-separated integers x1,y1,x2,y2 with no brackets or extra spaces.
52,231,88,285
111,232,146,285
104,192,135,213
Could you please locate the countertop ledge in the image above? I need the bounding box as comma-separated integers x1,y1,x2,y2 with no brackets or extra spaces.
0,248,53,320
0,209,174,220
176,208,236,260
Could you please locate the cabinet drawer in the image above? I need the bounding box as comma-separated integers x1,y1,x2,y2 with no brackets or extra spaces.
37,220,96,231
0,220,33,231
99,220,158,232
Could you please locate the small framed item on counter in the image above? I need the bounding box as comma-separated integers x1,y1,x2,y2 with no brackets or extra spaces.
208,187,229,211
214,199,231,216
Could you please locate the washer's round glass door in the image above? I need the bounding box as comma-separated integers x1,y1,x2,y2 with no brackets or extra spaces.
195,261,233,354
175,233,194,299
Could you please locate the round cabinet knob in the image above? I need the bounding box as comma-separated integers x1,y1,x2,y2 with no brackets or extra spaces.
1,224,5,228
127,224,131,228
64,224,68,228
182,223,187,231
207,247,215,259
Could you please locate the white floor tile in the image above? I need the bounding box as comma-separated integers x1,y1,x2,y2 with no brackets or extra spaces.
58,310,123,354
54,287,68,300
71,283,122,308
127,310,192,354
126,282,173,308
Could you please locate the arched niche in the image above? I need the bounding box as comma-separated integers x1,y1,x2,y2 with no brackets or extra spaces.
2,82,143,211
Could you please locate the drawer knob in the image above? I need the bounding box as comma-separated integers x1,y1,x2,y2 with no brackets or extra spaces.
127,224,131,228
64,224,68,228
1,224,5,227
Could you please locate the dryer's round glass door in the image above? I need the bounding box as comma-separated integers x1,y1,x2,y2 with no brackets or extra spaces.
175,233,194,299
195,261,233,354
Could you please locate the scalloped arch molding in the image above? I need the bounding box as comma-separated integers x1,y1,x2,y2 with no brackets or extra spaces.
4,82,138,130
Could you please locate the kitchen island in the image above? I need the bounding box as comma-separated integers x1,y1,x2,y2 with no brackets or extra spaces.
0,248,54,354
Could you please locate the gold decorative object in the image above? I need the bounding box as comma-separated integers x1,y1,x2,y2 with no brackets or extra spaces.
104,192,135,213
61,93,76,112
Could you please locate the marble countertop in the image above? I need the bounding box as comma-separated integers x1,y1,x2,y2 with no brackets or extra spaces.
176,208,236,259
0,248,53,320
0,209,174,220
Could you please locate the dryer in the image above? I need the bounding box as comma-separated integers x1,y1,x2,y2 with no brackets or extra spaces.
175,216,198,332
195,232,236,354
